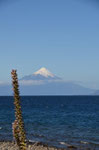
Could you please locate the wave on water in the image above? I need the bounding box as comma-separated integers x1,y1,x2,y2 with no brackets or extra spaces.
0,96,99,149
80,141,89,144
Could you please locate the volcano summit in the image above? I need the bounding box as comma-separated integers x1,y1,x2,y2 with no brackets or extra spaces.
20,67,61,81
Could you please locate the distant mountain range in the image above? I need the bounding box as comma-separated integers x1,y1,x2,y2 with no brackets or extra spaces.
93,90,99,95
0,67,97,95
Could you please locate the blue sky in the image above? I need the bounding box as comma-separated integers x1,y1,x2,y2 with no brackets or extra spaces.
0,0,99,88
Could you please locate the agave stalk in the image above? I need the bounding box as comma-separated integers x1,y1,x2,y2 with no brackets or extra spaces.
11,70,27,150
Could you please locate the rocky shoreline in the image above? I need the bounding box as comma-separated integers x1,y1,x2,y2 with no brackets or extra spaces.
0,141,98,150
0,140,82,150
0,141,67,150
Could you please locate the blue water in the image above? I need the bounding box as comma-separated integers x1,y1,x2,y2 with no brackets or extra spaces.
0,96,99,149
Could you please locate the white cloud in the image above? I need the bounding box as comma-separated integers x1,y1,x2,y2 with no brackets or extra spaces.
0,81,10,85
19,80,45,85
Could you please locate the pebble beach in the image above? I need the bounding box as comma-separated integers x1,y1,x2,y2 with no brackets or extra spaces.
0,141,66,150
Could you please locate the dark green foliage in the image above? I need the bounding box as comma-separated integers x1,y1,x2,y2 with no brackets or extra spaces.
11,70,27,150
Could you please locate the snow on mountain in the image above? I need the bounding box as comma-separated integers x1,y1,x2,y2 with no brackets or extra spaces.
20,67,61,81
34,67,54,78
0,67,96,95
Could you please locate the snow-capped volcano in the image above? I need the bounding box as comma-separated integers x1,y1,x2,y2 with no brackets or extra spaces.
34,67,54,78
20,67,61,81
0,67,95,95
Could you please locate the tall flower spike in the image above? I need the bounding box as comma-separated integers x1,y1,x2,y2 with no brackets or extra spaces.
11,70,27,150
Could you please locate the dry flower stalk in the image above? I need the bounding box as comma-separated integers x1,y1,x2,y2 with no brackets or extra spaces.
11,70,27,150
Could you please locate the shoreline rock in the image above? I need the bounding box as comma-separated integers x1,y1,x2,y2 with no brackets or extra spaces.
0,141,66,150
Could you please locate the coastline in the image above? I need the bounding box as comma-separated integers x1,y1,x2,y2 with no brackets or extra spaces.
0,141,99,150
0,141,67,150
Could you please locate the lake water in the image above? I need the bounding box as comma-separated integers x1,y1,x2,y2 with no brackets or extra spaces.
0,96,99,149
